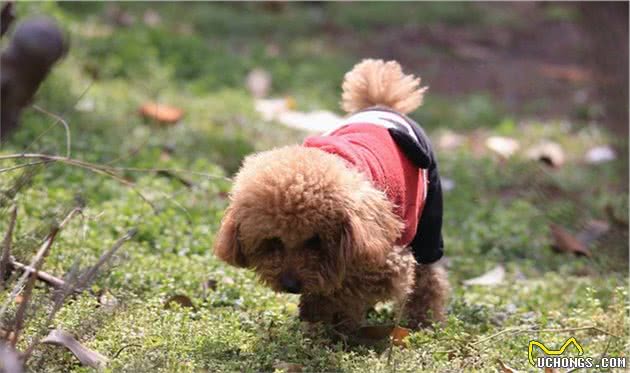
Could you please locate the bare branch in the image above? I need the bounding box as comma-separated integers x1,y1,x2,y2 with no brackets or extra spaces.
0,153,157,211
0,160,54,173
10,225,60,347
21,81,93,155
76,229,137,290
0,153,232,216
0,207,81,320
8,260,68,290
22,261,81,362
0,205,18,290
21,226,133,363
0,153,231,181
31,105,72,158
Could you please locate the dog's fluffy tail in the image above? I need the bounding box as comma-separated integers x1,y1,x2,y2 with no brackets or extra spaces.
341,59,427,114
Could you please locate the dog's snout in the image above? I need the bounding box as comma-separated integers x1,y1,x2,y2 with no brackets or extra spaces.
280,273,302,294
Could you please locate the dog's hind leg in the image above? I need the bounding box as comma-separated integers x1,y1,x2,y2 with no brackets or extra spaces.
404,262,449,328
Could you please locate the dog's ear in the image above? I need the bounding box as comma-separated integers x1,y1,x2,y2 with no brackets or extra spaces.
214,206,248,268
341,184,403,267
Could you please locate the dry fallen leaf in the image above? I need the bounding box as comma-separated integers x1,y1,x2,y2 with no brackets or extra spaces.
143,9,161,27
576,220,610,246
463,265,505,286
550,224,590,257
0,342,23,373
526,141,565,167
486,136,520,158
42,329,108,369
273,361,303,373
544,368,560,373
390,326,410,347
253,97,342,133
585,145,616,164
164,294,195,310
437,131,465,150
98,289,119,312
538,64,592,83
105,4,135,27
246,68,272,98
254,98,293,121
139,102,183,124
276,110,342,133
441,177,455,192
202,278,218,299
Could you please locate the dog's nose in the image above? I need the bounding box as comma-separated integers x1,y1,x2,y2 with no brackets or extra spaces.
280,273,302,294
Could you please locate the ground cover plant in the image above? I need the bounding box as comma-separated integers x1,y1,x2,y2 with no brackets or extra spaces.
0,2,627,372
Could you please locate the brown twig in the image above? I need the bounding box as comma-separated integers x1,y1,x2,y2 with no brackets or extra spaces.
20,81,92,154
156,170,194,189
21,263,81,363
386,293,409,366
0,159,43,209
31,105,72,158
0,207,81,320
0,153,157,211
0,160,54,173
0,205,18,289
0,153,232,214
0,153,231,181
76,229,137,290
10,225,60,347
21,229,135,363
112,343,142,359
8,260,68,290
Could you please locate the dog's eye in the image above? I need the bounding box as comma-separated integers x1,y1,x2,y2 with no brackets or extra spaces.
304,234,322,250
261,237,283,253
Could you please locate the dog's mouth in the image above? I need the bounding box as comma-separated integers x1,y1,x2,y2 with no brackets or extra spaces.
279,273,302,294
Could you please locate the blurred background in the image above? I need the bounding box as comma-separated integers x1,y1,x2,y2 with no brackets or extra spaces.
0,2,628,372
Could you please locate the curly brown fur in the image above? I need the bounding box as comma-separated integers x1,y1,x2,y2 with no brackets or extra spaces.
405,262,450,328
214,59,449,331
215,146,403,294
341,59,427,114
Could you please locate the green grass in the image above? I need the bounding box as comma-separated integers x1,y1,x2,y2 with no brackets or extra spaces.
1,3,627,372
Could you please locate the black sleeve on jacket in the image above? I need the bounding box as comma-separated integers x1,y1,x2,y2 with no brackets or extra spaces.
410,164,444,264
387,125,432,169
386,115,444,264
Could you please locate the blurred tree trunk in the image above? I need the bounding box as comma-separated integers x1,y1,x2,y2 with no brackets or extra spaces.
577,2,629,135
1,4,66,139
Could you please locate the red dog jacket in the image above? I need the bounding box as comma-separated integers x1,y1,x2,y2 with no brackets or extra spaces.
304,108,444,264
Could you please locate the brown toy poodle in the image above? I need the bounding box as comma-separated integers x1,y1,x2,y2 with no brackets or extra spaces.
214,59,449,330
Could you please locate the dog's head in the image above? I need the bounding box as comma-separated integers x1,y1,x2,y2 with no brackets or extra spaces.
214,145,402,295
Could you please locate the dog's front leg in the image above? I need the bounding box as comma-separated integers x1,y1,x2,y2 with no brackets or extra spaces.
299,294,337,324
299,294,369,332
